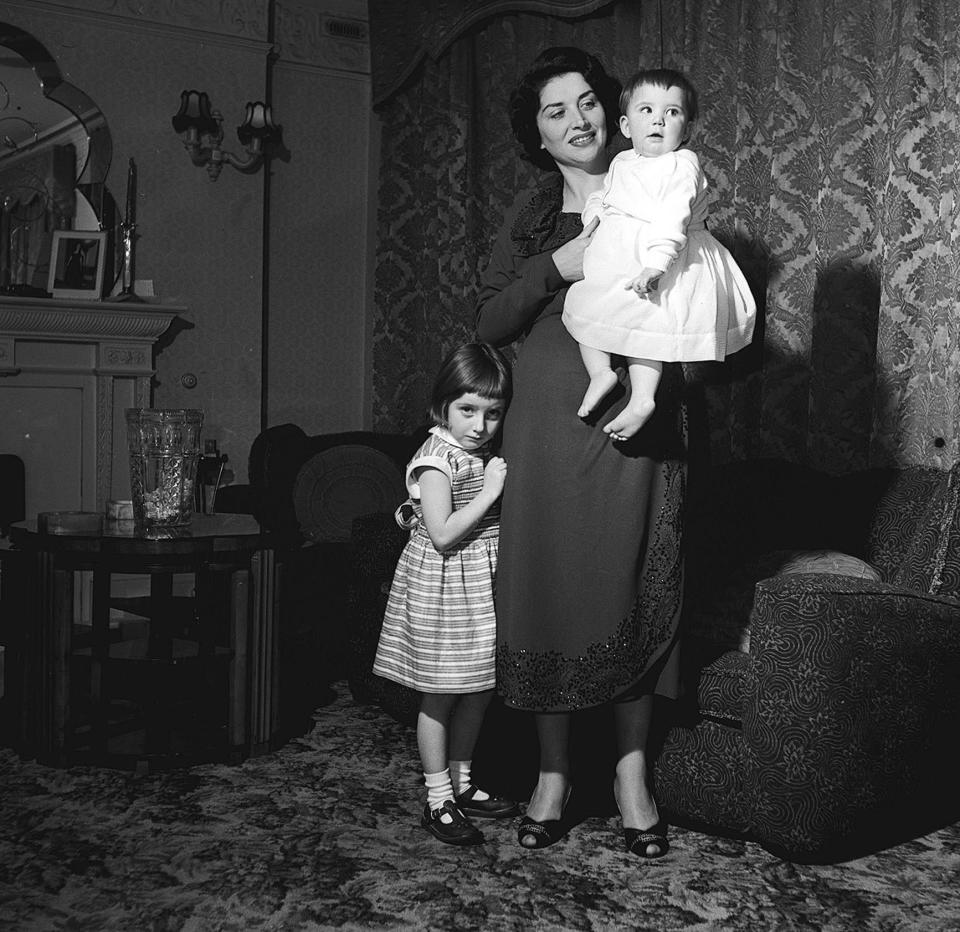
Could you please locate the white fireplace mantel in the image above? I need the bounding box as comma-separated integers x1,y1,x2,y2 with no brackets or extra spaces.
0,296,180,345
0,295,186,518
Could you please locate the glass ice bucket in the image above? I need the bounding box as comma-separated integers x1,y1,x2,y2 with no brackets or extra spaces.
125,408,203,528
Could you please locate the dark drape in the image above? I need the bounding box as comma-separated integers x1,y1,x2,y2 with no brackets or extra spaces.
370,0,960,471
368,0,616,106
369,3,652,431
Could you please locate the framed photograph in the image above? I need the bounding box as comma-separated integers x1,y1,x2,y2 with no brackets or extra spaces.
47,230,107,300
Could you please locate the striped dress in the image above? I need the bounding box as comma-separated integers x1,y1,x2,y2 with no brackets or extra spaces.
372,428,499,693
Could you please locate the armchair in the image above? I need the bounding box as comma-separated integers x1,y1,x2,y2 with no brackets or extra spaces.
654,459,960,859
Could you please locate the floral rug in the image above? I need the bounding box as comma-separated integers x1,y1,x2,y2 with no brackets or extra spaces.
2,682,959,931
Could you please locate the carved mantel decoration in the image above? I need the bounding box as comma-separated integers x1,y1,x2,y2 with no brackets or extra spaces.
0,295,184,515
0,296,177,343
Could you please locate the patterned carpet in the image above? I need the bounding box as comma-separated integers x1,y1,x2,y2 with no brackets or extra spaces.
2,683,960,932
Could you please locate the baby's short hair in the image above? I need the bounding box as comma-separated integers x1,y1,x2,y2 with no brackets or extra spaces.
619,68,699,123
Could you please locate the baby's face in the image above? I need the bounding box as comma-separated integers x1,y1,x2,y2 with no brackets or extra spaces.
619,82,689,158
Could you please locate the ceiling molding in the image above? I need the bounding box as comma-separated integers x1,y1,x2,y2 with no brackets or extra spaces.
0,0,274,56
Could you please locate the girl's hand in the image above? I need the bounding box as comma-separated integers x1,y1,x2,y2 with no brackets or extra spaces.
625,267,662,297
482,456,507,499
551,217,600,282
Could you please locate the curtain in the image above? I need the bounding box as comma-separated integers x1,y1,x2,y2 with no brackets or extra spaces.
370,4,652,431
369,0,615,106
371,0,960,471
667,0,960,470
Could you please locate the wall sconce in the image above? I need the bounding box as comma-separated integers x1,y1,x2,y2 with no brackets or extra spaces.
172,90,282,181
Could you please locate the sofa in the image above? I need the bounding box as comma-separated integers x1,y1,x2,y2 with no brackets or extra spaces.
346,456,960,861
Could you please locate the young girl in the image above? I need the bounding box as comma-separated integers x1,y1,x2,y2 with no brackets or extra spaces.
372,342,517,846
563,68,756,441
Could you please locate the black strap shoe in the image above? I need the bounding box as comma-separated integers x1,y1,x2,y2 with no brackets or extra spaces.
455,785,520,819
421,800,484,846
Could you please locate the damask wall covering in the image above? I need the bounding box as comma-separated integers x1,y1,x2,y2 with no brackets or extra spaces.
0,0,372,483
370,0,960,472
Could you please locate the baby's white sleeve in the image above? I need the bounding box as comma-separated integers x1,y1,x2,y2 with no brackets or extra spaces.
581,190,605,226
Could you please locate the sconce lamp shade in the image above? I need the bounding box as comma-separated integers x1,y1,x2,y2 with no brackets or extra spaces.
172,90,219,136
173,91,280,180
237,101,282,147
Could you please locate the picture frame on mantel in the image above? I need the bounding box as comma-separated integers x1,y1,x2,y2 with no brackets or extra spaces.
47,230,107,300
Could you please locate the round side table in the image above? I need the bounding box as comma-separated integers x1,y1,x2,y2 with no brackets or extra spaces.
9,513,279,770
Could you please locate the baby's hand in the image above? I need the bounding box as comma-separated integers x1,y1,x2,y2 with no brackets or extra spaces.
625,267,662,297
483,456,507,498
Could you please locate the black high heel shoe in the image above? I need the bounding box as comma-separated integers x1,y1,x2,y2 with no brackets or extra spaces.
614,775,669,858
623,819,670,858
517,787,572,850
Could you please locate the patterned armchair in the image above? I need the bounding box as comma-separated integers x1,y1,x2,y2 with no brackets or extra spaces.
656,459,960,860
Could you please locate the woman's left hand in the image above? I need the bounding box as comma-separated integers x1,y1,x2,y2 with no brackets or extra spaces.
551,217,600,282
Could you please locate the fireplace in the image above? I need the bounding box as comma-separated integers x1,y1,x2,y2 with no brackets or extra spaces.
0,295,182,520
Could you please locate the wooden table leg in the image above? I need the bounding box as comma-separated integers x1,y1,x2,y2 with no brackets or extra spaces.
90,567,112,756
241,548,278,757
35,551,73,766
229,567,249,755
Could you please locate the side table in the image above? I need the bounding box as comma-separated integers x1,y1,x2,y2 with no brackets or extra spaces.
9,513,279,770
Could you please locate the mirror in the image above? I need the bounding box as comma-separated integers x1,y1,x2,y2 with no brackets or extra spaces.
0,21,113,296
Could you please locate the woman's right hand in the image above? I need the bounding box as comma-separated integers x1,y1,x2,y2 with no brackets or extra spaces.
483,456,508,499
551,216,599,282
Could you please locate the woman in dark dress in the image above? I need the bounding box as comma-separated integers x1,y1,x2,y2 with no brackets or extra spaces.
475,47,686,858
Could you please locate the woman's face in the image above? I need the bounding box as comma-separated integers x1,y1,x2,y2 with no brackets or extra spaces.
535,71,608,170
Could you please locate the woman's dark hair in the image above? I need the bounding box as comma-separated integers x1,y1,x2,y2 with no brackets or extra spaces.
429,342,513,426
619,68,699,125
508,46,622,173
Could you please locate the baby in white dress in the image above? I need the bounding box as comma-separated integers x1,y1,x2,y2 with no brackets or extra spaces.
563,68,756,440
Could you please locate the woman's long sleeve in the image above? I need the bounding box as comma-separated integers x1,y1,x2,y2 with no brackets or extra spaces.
475,216,567,347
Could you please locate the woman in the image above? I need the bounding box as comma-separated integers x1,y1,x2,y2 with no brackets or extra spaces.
475,47,686,858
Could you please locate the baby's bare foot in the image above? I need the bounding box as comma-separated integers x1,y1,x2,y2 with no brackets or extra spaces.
603,398,655,441
578,370,620,418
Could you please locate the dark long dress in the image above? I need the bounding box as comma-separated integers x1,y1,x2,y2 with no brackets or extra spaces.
476,174,687,713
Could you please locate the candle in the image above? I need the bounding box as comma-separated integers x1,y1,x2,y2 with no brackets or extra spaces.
125,157,137,226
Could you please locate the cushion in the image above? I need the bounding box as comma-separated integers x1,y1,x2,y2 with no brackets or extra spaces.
684,550,882,657
293,445,406,543
777,550,881,580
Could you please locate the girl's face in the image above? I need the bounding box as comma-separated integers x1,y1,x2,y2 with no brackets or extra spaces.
535,71,608,171
620,82,689,158
445,392,505,451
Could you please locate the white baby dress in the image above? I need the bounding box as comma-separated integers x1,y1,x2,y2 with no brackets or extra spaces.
563,148,756,362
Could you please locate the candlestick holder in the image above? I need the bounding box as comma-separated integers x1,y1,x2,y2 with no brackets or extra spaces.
115,218,144,303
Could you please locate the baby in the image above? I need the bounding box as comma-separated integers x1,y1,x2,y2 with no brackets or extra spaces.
563,68,756,441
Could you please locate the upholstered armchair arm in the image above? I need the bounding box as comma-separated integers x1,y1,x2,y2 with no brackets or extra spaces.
741,573,960,857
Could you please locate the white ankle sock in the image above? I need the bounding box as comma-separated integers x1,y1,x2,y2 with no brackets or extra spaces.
449,759,489,800
424,768,455,813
